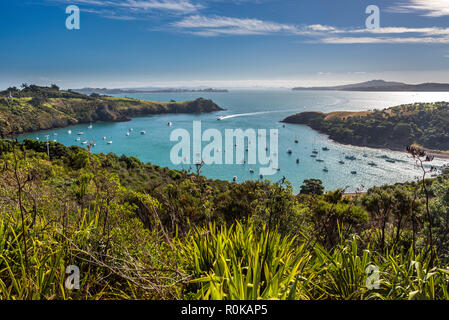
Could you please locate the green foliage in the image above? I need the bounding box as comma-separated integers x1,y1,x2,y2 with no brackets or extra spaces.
178,222,311,300
300,179,324,195
287,102,449,150
0,140,449,300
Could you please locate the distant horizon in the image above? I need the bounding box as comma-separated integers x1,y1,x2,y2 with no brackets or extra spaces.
3,78,449,92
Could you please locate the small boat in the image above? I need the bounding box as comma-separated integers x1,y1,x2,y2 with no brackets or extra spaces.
351,171,357,175
67,130,72,134
310,154,317,158
140,131,146,135
259,174,264,179
339,160,345,165
78,132,84,136
107,141,113,145
81,141,88,145
233,176,237,182
217,116,224,121
322,147,330,151
312,149,319,154
386,159,396,163
345,155,356,160
126,132,130,136
249,168,255,173
36,137,40,140
323,167,329,172
380,155,389,159
287,148,292,154
316,158,324,162
363,153,368,157
368,161,377,166
294,139,299,144
88,124,93,129
129,128,133,132
296,158,300,164
75,137,81,141
168,122,173,126
103,136,107,140
53,132,58,136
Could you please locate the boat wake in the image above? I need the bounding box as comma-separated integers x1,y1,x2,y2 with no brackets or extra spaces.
218,109,298,120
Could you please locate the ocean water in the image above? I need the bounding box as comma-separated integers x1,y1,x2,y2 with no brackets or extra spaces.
19,90,449,193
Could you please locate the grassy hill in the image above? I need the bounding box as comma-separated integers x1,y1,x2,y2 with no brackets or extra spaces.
1,138,449,299
0,84,222,137
282,102,449,151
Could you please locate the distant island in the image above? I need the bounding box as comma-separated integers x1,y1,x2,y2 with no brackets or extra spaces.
74,87,229,95
0,84,223,137
292,80,449,92
282,102,449,153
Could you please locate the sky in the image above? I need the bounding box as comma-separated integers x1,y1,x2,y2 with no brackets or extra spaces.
0,0,449,89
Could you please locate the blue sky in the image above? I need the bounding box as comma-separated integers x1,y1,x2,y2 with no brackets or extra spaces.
0,0,448,89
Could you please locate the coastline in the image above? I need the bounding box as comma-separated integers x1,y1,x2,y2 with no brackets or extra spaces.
283,121,449,160
1,96,223,138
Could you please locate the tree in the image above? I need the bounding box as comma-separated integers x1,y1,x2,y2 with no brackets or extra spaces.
300,179,324,195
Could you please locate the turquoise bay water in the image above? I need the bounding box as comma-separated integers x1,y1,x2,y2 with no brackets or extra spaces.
20,90,449,193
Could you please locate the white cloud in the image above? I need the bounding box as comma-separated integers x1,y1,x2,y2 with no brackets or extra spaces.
318,36,449,44
172,15,299,36
52,0,202,17
388,0,449,17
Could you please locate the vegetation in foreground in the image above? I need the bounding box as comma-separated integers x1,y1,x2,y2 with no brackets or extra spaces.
282,102,449,151
1,139,449,300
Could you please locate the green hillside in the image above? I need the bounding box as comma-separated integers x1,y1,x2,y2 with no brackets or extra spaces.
0,84,222,137
1,139,449,300
282,102,449,151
